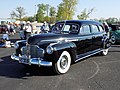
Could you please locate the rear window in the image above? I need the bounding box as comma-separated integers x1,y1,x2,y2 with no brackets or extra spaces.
98,25,104,32
91,25,99,33
79,25,91,35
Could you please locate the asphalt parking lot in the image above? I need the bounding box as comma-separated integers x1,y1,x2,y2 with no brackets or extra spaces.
0,33,120,90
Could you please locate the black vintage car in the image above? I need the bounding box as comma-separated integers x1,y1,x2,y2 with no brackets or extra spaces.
11,20,111,74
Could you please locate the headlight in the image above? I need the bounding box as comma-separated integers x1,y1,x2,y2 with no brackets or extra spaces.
46,46,53,54
14,42,19,49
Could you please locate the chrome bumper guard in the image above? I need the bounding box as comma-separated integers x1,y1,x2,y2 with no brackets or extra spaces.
11,53,52,67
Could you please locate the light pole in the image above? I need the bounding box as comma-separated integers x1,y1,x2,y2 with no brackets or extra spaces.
34,5,37,21
46,4,50,22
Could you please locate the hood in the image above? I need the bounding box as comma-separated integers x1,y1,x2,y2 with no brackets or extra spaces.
28,33,76,45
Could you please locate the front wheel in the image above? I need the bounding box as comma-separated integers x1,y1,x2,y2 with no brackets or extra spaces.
101,48,109,56
53,51,71,74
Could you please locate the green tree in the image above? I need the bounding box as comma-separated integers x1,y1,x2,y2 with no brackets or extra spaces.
98,17,106,23
49,7,56,17
56,0,78,21
21,16,28,21
45,4,50,17
106,17,119,24
10,6,26,20
20,16,35,22
36,4,46,22
56,3,66,21
77,8,94,20
44,16,50,23
49,6,56,23
45,4,50,22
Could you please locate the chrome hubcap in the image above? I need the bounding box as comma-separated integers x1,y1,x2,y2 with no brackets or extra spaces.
60,56,68,69
111,36,116,44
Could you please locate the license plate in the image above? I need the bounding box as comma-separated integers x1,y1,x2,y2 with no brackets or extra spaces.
19,55,29,64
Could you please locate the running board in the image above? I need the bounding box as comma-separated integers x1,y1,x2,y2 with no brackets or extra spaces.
75,49,102,62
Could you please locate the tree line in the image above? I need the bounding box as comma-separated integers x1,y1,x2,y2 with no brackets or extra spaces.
10,0,79,23
10,0,120,24
10,0,95,23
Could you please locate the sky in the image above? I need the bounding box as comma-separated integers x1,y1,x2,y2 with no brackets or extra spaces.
0,0,120,19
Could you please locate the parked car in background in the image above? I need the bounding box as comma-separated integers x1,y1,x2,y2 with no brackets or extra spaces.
109,24,120,44
0,25,8,34
31,22,42,34
11,20,111,74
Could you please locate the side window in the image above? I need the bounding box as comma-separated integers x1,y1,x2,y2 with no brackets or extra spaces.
98,25,104,32
79,25,91,35
91,25,99,33
69,24,79,34
63,25,70,32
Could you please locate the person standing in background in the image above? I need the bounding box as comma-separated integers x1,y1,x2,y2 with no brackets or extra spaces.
41,21,49,33
19,23,25,39
9,22,15,36
24,21,32,39
6,22,10,35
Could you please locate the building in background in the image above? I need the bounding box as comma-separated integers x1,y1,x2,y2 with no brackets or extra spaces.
0,18,16,25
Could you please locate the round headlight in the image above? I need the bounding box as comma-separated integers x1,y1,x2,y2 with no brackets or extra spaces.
46,46,53,54
14,42,19,49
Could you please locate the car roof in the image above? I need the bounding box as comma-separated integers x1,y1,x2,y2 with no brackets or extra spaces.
57,20,102,25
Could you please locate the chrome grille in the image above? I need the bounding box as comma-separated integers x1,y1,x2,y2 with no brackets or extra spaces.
21,45,44,58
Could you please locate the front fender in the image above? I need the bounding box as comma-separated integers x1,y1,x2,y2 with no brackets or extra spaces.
47,42,77,63
14,40,26,48
51,42,77,51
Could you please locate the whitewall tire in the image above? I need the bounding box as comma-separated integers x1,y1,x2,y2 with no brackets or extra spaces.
101,48,109,56
54,51,71,74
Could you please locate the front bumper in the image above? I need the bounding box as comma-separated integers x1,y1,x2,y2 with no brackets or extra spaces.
11,53,52,67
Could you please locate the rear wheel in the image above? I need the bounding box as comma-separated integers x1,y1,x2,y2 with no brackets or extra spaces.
101,48,109,56
53,51,71,74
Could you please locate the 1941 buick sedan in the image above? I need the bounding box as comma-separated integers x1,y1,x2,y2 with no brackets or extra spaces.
11,20,111,74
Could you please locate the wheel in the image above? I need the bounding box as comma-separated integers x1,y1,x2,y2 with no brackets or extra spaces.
53,51,71,74
101,48,109,56
110,35,116,44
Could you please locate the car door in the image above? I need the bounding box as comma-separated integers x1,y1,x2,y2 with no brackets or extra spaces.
78,25,92,54
71,25,86,55
91,24,104,50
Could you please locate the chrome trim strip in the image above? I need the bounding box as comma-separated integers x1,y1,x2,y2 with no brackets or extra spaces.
75,49,102,62
41,36,91,42
11,54,52,67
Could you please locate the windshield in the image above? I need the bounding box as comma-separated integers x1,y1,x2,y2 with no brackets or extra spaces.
51,22,80,34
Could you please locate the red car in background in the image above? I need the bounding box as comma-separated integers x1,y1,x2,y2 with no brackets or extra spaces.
0,25,8,34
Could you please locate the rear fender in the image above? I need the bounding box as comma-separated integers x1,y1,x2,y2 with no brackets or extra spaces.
102,36,111,49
